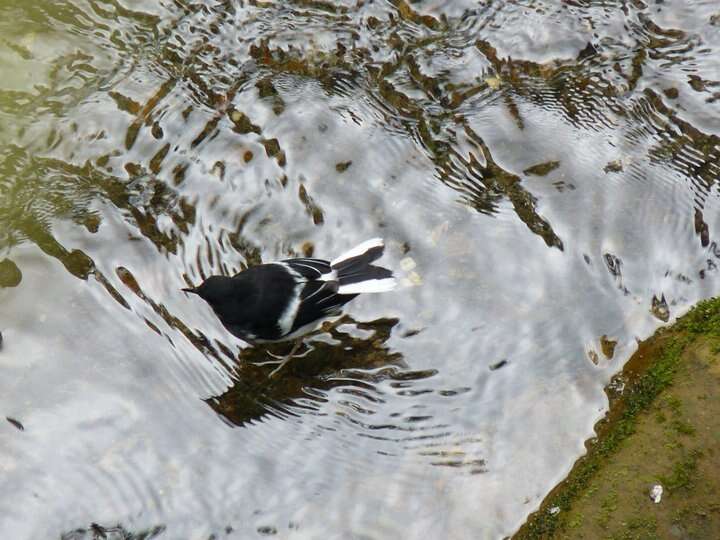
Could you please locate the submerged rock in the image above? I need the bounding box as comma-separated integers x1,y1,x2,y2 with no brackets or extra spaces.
0,259,21,288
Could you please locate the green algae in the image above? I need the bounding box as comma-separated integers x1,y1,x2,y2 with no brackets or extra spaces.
661,449,701,492
523,161,561,177
0,257,21,287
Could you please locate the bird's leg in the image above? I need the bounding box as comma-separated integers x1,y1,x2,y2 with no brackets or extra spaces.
252,340,302,365
263,349,287,361
268,339,303,378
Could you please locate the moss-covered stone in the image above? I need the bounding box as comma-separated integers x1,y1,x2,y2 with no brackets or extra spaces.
0,258,21,287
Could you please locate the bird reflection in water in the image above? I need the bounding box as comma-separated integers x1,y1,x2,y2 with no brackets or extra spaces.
205,315,404,427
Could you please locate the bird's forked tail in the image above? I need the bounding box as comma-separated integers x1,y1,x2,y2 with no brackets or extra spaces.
330,238,396,294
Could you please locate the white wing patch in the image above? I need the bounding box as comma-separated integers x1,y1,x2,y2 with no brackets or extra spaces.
277,283,302,336
274,263,304,336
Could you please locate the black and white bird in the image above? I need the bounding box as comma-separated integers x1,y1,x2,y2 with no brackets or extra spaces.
183,238,395,375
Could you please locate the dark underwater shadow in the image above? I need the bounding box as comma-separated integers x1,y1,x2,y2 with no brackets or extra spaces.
61,523,166,540
204,315,417,427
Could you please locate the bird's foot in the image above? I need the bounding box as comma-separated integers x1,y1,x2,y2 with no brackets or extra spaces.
263,350,287,361
258,342,312,363
251,357,285,366
263,339,310,377
291,345,313,359
268,357,293,378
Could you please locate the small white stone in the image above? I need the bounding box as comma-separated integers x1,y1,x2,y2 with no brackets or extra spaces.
408,271,423,286
400,257,417,272
650,484,663,503
485,76,502,89
549,506,560,515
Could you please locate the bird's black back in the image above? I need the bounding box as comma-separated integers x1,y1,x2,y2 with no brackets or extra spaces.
206,264,297,341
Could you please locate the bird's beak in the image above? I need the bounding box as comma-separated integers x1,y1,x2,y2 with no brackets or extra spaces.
182,287,198,295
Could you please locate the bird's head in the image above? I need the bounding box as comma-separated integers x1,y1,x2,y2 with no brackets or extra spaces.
183,275,235,306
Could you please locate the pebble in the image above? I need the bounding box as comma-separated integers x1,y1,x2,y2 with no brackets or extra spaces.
650,484,663,503
400,257,417,272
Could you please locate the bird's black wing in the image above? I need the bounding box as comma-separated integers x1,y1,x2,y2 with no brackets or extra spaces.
278,258,356,334
280,258,332,279
289,280,358,333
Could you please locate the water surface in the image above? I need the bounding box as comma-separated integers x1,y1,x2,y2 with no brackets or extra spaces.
1,1,720,538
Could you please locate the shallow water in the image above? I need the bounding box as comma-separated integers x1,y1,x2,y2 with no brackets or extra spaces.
1,1,719,538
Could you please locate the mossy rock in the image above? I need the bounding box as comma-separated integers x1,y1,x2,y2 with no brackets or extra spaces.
0,258,22,288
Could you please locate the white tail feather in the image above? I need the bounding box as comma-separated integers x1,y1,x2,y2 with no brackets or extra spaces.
338,277,396,294
331,238,384,266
